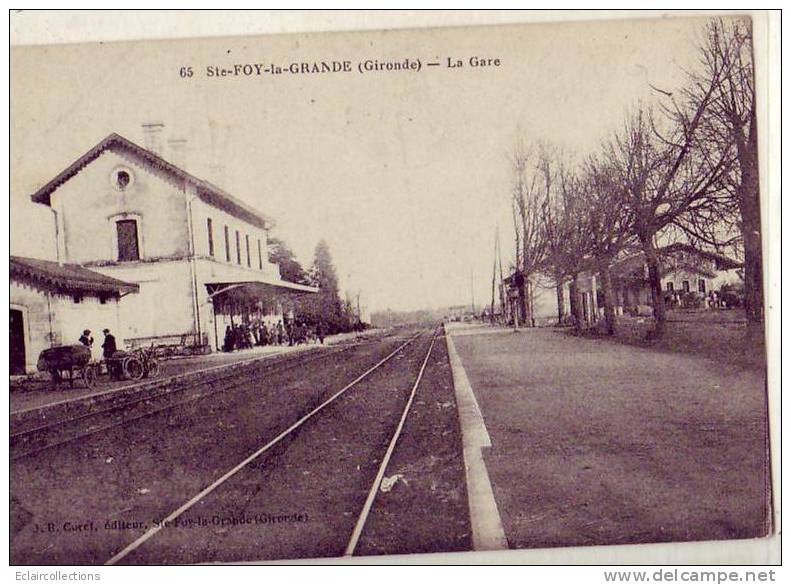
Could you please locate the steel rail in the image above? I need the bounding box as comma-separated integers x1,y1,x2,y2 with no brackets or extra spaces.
344,326,439,556
105,330,423,566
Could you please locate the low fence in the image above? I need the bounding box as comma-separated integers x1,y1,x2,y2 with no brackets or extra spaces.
124,332,210,358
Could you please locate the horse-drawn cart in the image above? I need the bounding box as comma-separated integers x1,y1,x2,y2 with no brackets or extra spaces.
37,345,97,388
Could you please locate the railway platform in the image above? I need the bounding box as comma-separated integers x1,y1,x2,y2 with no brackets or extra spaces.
10,331,373,431
444,321,769,550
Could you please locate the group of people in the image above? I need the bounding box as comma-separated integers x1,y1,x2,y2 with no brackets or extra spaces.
706,290,725,308
663,289,726,309
78,328,117,359
78,328,124,379
222,319,325,353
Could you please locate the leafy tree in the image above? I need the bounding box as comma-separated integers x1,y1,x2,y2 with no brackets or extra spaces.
268,237,309,284
304,239,348,333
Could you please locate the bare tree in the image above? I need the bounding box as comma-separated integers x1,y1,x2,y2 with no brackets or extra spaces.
607,92,730,338
509,139,547,326
537,161,595,332
539,157,582,325
577,157,636,335
540,174,570,324
677,17,762,326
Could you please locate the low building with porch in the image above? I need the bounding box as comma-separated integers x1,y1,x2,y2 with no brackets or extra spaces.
502,244,743,328
610,243,744,315
10,255,139,374
29,123,316,353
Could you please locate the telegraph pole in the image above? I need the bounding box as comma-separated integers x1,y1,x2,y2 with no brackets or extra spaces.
497,233,506,322
470,268,476,319
490,227,498,325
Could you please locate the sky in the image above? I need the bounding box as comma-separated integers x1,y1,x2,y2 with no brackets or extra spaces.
10,14,713,313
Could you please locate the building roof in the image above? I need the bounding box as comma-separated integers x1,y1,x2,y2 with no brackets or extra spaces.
29,133,273,231
660,243,743,271
610,243,743,280
11,255,140,296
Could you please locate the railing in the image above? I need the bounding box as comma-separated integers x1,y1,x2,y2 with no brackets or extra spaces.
124,332,210,358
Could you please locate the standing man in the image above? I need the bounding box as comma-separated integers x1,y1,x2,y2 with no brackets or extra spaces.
101,329,117,357
102,328,118,379
223,325,234,352
316,321,325,345
286,319,295,346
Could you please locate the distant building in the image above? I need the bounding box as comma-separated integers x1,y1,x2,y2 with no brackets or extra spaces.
29,124,316,352
610,243,743,315
502,244,743,327
446,304,473,322
10,255,138,374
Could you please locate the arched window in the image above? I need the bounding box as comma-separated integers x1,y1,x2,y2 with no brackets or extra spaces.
109,212,144,262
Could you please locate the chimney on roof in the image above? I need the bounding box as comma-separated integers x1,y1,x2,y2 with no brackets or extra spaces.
167,137,188,170
142,121,165,156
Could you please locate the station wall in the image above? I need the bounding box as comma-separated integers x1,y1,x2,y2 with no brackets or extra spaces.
10,281,121,373
91,260,196,343
190,197,279,277
50,148,190,265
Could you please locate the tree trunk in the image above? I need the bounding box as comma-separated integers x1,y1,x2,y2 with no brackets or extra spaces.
570,274,585,334
597,259,617,335
569,278,578,328
737,106,764,326
742,211,763,321
641,237,666,338
526,280,534,327
556,278,565,325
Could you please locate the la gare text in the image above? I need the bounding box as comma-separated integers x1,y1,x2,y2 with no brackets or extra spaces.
182,56,501,79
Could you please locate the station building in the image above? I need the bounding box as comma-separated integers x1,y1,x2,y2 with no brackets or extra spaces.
10,256,139,374
609,243,743,312
28,123,316,354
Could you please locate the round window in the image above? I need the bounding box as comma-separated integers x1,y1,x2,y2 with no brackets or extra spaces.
111,167,135,191
116,171,130,189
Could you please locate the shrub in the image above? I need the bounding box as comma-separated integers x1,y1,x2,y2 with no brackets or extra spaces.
720,289,744,308
681,291,704,309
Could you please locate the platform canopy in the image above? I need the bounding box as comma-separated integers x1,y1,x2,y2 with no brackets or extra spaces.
205,277,318,303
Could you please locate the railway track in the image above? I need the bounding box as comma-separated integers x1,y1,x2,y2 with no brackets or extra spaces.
104,325,442,564
10,339,370,460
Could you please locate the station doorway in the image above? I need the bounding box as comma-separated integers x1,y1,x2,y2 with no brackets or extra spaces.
10,309,26,375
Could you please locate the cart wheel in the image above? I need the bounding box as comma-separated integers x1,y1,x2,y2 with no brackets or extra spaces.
83,365,97,388
145,358,160,378
124,357,144,381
